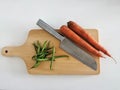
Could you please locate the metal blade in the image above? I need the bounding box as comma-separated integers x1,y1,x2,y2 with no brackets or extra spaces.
60,38,97,70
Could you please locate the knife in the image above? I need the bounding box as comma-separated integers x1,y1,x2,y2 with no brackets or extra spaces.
36,19,97,70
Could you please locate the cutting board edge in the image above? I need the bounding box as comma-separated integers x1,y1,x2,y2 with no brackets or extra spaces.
27,69,100,75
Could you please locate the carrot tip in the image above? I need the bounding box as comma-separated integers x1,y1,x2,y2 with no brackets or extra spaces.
111,57,117,64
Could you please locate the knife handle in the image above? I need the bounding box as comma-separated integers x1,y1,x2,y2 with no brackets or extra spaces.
37,19,64,41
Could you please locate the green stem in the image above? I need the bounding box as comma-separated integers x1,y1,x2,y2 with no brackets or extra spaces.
50,47,55,70
31,61,41,68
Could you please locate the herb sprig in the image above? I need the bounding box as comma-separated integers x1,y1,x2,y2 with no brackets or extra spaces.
32,40,68,70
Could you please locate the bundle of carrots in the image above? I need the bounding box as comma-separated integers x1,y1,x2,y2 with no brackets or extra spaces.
59,21,116,62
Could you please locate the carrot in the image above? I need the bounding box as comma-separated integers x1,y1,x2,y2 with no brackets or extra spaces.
60,25,104,57
67,21,112,58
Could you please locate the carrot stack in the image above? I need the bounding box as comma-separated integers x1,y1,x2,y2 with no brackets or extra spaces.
59,20,117,63
67,21,112,58
60,25,104,58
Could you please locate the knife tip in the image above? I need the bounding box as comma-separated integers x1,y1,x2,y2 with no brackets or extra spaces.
36,19,41,25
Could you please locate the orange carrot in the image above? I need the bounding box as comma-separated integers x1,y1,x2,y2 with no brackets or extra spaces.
60,25,104,57
67,21,112,58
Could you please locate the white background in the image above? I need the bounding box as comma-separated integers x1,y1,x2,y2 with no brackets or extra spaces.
0,0,120,90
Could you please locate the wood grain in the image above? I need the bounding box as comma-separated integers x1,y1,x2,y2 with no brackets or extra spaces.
1,29,100,75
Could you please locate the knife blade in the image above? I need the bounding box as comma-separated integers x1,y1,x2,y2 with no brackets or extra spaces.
36,19,97,70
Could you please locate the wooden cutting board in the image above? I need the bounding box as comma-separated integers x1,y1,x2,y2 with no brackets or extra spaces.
1,29,100,75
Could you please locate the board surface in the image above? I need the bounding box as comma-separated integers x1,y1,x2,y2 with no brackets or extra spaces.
1,29,100,75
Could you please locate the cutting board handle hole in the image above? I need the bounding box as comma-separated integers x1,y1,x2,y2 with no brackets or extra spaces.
5,50,8,53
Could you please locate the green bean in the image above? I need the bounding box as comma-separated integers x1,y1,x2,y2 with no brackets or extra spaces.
36,58,49,61
46,41,50,49
54,55,69,59
47,55,68,62
36,41,41,54
50,47,55,70
31,41,69,70
41,41,48,52
32,61,41,68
